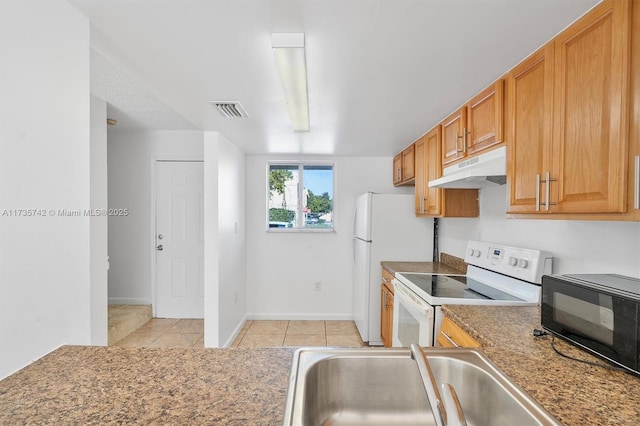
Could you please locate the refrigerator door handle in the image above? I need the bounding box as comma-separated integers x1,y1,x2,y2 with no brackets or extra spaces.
352,204,358,237
352,238,356,269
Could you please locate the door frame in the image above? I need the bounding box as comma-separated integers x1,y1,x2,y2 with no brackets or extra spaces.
150,157,204,317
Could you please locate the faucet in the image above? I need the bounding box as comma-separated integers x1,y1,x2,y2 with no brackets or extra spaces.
410,344,467,426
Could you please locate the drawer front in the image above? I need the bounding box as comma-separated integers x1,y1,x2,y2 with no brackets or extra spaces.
381,268,394,293
438,317,480,348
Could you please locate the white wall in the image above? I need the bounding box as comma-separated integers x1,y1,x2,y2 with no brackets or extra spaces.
107,130,204,305
90,95,109,345
439,185,640,278
108,130,247,348
203,133,220,346
217,135,247,346
0,0,91,379
245,156,417,319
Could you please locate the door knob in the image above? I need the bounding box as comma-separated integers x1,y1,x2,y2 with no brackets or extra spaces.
157,244,163,251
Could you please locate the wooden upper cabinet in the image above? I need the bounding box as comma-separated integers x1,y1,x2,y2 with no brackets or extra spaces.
550,0,631,214
630,0,640,220
415,126,479,218
507,44,555,214
424,128,443,215
393,154,403,185
414,136,427,215
442,107,466,166
393,144,415,186
415,129,443,216
507,0,632,216
467,80,504,156
402,144,415,181
442,80,504,166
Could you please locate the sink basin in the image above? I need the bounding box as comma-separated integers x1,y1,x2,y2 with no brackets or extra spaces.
283,347,561,426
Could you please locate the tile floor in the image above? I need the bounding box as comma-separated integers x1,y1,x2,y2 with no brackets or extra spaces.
112,319,365,349
232,320,365,348
113,318,205,348
107,304,152,345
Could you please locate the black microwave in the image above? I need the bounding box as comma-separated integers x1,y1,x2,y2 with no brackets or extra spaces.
541,273,640,375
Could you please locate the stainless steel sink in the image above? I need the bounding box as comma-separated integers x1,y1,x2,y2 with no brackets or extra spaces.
283,347,561,426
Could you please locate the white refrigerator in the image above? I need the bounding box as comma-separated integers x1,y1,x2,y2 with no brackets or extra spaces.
352,192,434,346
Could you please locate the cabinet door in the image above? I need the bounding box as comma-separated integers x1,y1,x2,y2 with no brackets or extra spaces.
551,0,631,213
402,144,415,181
507,44,554,214
630,0,640,220
414,137,427,215
425,127,443,215
441,107,466,166
438,317,480,348
467,80,504,156
380,284,393,348
393,153,403,185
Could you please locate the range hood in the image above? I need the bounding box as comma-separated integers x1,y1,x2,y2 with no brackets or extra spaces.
428,146,506,189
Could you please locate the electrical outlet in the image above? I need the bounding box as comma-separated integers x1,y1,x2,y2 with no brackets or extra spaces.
314,282,322,291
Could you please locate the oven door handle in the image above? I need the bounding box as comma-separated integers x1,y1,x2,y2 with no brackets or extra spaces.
393,280,434,317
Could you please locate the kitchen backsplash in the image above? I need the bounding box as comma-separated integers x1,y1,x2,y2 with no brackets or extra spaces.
440,253,467,274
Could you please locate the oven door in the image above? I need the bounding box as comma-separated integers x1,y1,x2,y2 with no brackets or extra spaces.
392,279,434,347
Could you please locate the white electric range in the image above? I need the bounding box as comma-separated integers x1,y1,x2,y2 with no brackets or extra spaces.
391,240,553,347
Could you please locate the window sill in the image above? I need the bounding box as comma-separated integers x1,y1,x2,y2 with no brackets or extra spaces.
266,228,336,234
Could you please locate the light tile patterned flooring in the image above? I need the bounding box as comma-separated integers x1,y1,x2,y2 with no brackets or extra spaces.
232,320,365,348
112,319,365,349
113,318,205,348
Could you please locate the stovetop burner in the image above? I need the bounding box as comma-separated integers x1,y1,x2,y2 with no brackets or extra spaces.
398,273,524,302
395,241,552,307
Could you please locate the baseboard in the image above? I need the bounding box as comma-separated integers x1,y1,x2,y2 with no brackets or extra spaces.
108,298,151,305
222,313,249,348
246,313,353,321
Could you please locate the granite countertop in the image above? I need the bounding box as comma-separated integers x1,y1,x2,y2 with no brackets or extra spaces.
381,253,467,276
442,305,640,426
5,302,639,424
0,346,294,425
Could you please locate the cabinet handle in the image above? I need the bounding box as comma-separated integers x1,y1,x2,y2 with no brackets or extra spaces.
545,171,550,211
397,167,402,182
544,171,557,211
440,331,460,347
421,197,425,214
462,128,468,153
535,174,541,212
383,291,387,310
634,156,639,210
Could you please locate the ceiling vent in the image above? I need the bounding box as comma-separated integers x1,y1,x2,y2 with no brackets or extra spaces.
209,101,249,118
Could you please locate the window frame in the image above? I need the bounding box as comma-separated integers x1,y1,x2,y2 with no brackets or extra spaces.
266,161,336,233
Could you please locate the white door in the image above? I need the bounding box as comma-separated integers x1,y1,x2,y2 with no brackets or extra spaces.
155,161,204,318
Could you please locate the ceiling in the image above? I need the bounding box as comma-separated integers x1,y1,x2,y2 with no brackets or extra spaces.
69,0,600,156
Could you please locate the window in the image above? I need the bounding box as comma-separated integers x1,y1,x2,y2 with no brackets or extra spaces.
267,162,334,230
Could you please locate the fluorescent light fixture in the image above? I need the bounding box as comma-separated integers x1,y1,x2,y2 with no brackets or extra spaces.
272,33,310,133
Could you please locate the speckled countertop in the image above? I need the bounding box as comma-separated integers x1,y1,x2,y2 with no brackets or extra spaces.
442,305,640,426
4,297,639,425
0,346,294,425
381,253,467,276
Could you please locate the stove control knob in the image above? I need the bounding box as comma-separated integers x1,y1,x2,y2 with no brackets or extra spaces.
508,257,517,266
517,259,529,268
467,248,474,256
473,249,481,257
